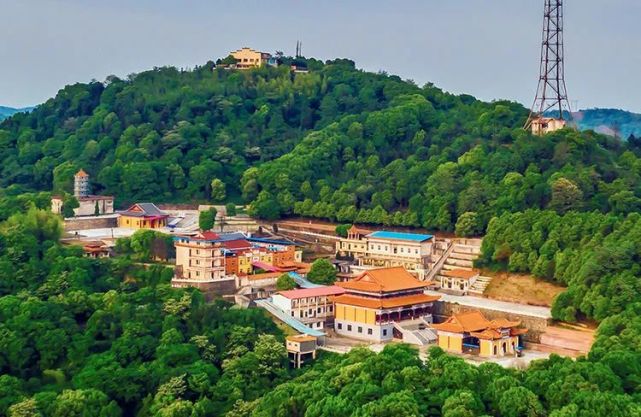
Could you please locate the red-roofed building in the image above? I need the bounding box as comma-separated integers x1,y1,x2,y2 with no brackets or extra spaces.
272,286,346,330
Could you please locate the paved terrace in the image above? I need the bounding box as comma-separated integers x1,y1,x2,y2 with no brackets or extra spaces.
427,291,552,319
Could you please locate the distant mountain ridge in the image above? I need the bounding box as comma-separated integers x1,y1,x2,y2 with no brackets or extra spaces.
0,105,34,121
574,108,641,139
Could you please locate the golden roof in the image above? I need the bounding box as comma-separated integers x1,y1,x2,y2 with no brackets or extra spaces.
338,267,428,293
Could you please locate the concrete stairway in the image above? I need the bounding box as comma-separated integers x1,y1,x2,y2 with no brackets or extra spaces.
392,320,438,346
434,238,494,296
469,275,493,295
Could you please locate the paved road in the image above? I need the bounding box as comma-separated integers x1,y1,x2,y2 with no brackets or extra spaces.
427,291,552,319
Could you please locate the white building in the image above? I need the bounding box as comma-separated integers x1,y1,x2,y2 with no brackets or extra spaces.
336,227,434,279
271,286,345,329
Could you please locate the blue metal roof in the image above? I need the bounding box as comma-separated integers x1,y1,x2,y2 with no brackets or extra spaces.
367,231,433,242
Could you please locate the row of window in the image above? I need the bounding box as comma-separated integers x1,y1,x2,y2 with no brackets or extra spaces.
291,305,333,318
336,323,388,337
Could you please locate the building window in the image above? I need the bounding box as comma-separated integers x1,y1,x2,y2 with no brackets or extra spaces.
317,307,321,313
337,323,342,330
358,326,363,333
383,329,388,336
368,328,373,335
347,325,352,331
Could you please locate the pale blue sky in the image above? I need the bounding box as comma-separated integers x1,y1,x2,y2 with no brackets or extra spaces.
1,0,640,111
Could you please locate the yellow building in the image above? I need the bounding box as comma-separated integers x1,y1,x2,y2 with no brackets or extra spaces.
230,47,271,69
432,311,527,357
118,203,168,229
336,227,435,279
171,231,237,297
332,267,440,342
531,117,566,135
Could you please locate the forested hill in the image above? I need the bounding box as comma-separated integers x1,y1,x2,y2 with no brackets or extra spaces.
0,106,33,121
0,58,430,202
574,108,641,139
3,57,641,236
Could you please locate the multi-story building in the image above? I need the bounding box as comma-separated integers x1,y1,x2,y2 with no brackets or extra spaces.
336,226,435,279
222,236,302,276
332,267,440,342
51,169,114,217
118,203,168,229
230,47,271,69
433,311,528,357
272,286,346,330
172,231,236,297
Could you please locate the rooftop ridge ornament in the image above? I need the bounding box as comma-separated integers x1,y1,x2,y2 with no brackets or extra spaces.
525,0,573,135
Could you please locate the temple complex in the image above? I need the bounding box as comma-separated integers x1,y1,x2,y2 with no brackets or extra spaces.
332,267,440,342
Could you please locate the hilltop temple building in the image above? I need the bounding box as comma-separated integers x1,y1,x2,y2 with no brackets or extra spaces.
51,169,114,217
117,203,169,229
332,267,440,342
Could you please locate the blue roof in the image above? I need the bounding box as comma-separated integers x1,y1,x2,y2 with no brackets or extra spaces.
367,231,433,242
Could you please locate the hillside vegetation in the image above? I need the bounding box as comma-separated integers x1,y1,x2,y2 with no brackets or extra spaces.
1,58,641,416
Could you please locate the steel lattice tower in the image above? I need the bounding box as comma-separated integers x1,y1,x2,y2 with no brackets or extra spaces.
525,0,572,129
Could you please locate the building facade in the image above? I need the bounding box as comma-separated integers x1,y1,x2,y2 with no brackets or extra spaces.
286,335,318,368
272,286,346,330
332,267,440,342
172,231,236,296
336,227,435,279
118,203,168,229
230,47,271,69
433,311,527,357
439,269,479,295
531,117,566,135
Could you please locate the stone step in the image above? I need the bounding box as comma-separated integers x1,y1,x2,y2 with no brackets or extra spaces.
441,264,473,271
448,252,477,261
452,245,482,254
444,259,474,268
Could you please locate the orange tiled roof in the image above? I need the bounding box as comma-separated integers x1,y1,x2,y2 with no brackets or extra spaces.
332,293,440,309
442,269,479,279
432,311,526,336
75,169,89,177
432,311,491,333
348,225,369,235
470,329,504,340
337,267,428,293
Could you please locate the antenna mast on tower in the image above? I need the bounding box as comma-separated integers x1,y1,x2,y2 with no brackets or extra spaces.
525,0,572,134
295,40,302,58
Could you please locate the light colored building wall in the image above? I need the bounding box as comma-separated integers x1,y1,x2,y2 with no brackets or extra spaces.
334,319,393,342
438,332,464,353
175,241,226,282
335,304,376,325
118,216,167,229
231,48,269,68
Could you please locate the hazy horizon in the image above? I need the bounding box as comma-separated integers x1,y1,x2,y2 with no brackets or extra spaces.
1,0,640,112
